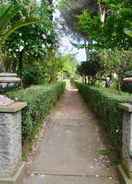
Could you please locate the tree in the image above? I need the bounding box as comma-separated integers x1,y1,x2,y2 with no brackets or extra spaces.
77,2,132,49
0,1,40,73
58,54,77,79
1,0,56,81
59,0,132,49
99,49,132,90
58,0,98,35
59,0,132,90
0,3,39,47
45,53,77,82
77,52,103,84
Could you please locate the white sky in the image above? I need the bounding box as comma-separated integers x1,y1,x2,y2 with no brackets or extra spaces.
53,1,86,62
37,0,86,62
59,36,86,62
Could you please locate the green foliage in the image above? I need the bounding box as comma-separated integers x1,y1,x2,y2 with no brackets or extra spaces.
59,0,132,90
7,82,65,142
59,0,132,49
77,4,132,49
1,0,56,80
58,0,71,11
58,0,98,35
42,53,77,83
78,10,101,42
99,49,132,89
97,148,113,156
124,21,132,37
77,52,103,84
76,82,132,152
124,28,132,37
57,54,77,79
0,3,39,46
22,63,44,87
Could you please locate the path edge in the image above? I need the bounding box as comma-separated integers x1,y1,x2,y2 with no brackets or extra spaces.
118,165,132,184
0,162,25,184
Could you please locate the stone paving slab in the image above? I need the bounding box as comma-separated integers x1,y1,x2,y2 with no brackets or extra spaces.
23,174,119,184
30,123,116,177
23,86,120,184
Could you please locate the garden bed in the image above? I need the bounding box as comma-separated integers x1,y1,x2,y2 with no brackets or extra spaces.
76,82,132,153
7,82,65,143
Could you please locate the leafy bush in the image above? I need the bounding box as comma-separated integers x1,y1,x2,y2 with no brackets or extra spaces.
7,82,65,142
22,64,43,87
76,82,131,152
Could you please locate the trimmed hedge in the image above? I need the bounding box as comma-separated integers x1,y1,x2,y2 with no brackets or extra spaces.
7,82,65,142
76,82,131,152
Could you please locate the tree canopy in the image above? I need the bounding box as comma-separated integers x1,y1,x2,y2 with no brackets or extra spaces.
59,0,132,49
0,0,56,78
59,0,132,90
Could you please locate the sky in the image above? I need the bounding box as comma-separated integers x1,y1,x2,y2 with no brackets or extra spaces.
58,36,86,62
53,1,86,63
37,0,86,62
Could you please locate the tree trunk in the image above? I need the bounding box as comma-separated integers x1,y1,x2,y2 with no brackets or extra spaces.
98,2,107,25
18,51,23,78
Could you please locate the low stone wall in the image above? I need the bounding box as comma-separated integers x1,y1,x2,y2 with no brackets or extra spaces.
120,103,132,179
0,99,26,184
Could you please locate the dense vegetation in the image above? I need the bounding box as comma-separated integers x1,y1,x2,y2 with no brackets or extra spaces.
0,0,55,84
7,82,65,142
0,0,132,160
76,82,131,153
0,0,77,86
0,0,76,154
56,0,132,160
59,0,132,90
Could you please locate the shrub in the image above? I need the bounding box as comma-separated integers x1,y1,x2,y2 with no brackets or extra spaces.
76,82,131,152
22,63,44,87
7,82,65,142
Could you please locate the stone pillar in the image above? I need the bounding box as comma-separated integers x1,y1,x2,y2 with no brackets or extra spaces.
0,99,27,184
120,103,132,178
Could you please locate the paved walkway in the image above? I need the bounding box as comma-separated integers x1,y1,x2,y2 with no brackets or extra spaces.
23,85,120,184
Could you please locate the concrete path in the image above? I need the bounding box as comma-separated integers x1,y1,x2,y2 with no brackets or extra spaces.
23,85,120,184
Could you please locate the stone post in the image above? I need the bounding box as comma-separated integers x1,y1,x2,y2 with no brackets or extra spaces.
0,98,27,184
120,103,132,178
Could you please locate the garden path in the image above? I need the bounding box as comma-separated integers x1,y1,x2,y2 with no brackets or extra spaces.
23,84,120,184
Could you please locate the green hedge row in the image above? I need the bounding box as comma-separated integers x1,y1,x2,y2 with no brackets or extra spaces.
7,82,65,142
76,82,131,151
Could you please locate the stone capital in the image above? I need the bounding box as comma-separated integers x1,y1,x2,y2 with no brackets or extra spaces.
0,102,27,113
119,103,132,113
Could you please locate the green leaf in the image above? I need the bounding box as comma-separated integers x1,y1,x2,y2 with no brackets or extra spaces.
2,17,39,39
0,4,19,33
124,28,132,37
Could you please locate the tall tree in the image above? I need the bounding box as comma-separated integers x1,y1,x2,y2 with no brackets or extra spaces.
2,0,56,78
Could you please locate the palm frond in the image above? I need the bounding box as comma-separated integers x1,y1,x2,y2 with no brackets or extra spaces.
0,4,19,33
0,17,40,44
